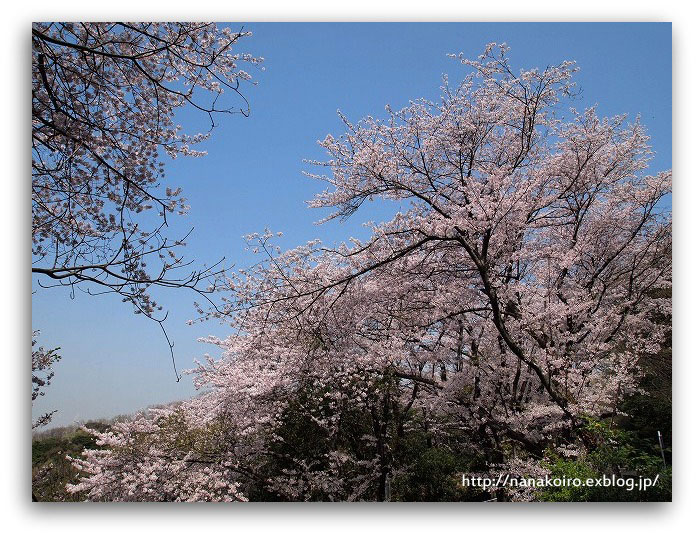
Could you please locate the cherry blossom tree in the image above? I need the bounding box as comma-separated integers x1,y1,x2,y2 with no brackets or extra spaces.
32,23,262,354
67,406,247,501
32,331,62,429
70,44,671,501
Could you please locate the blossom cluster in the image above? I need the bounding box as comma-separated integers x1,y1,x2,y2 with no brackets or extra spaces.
69,45,671,502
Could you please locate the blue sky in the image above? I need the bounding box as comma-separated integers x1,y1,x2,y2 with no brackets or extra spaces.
32,22,672,428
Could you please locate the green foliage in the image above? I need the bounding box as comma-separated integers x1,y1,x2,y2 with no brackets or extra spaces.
390,432,487,502
32,422,108,502
247,382,377,501
247,378,488,502
538,419,671,502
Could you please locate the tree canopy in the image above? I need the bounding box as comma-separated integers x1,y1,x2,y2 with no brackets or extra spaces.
66,44,671,502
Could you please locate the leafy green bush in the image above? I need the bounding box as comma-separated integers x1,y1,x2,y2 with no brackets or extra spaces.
539,419,671,502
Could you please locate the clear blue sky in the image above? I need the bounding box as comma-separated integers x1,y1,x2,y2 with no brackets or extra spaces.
32,22,672,428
